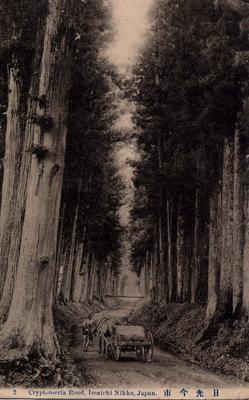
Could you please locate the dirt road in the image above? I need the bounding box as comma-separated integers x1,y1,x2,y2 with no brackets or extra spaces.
77,300,249,389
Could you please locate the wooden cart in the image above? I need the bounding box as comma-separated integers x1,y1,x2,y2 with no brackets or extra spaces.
99,324,154,362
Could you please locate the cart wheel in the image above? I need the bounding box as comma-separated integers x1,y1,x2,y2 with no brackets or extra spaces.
136,346,143,361
114,346,121,361
107,344,112,359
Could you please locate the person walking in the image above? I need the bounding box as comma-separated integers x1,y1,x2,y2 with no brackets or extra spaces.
82,313,97,351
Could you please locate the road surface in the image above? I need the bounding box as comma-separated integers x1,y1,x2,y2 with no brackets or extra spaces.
76,300,249,389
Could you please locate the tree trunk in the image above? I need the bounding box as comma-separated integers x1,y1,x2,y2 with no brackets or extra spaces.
233,129,245,316
0,25,45,321
216,0,249,16
0,0,74,363
105,265,112,298
158,216,166,302
153,238,159,303
243,185,249,315
170,199,178,302
56,246,67,300
144,251,149,296
149,251,154,296
191,189,209,305
69,180,82,301
71,243,84,302
176,198,190,302
167,200,173,301
80,249,90,303
176,199,183,302
0,65,23,300
102,259,110,300
206,185,222,323
54,202,65,302
89,255,96,302
219,136,234,319
60,201,79,303
86,253,94,302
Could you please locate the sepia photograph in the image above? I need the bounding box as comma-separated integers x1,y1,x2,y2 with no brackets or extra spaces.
0,0,249,398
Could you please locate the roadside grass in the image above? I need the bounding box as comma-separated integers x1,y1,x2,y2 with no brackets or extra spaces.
131,301,249,383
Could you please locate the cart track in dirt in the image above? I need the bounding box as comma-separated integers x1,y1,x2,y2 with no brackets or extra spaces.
74,300,249,389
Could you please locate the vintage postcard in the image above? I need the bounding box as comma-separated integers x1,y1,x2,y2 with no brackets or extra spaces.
0,0,249,399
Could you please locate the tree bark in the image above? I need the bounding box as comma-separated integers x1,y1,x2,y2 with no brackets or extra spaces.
89,254,96,302
102,258,111,300
167,200,173,301
80,249,90,303
54,202,65,302
176,197,191,303
243,185,249,315
56,246,67,300
71,243,84,302
233,129,245,316
0,25,45,321
216,0,249,16
206,185,222,322
60,200,79,303
153,238,159,303
170,199,178,302
192,189,209,305
219,136,234,318
0,65,23,299
0,0,74,363
144,251,149,296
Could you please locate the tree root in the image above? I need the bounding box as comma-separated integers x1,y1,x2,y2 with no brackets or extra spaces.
196,311,233,346
0,351,65,387
0,332,62,387
196,320,219,346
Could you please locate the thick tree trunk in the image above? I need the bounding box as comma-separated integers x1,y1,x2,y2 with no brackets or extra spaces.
219,136,234,318
233,129,245,316
0,65,23,299
206,185,222,322
243,185,249,315
0,0,74,363
0,26,45,320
